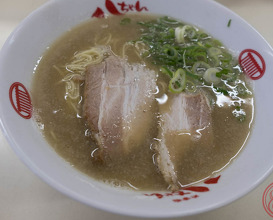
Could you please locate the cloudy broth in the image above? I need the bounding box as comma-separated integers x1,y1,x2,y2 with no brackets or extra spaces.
32,14,254,190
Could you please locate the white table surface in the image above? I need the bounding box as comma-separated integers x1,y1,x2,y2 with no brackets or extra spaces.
1,0,273,219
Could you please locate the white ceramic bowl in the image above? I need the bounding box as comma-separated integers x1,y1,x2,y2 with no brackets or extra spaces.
1,0,273,218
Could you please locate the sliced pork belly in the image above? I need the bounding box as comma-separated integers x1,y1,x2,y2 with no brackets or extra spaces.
83,54,157,161
156,92,213,190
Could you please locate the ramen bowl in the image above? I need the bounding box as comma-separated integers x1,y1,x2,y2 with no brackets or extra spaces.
1,0,273,218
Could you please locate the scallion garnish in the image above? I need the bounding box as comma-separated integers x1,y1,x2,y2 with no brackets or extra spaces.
135,16,251,121
227,19,232,27
120,18,131,25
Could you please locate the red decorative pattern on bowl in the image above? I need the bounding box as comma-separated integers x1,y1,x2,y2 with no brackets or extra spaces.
144,175,221,202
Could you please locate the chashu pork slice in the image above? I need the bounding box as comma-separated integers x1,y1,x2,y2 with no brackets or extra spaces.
156,92,213,190
84,54,157,161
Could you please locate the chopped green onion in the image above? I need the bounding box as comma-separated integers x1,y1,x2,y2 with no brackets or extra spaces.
135,16,251,121
169,28,175,35
224,72,238,82
216,68,230,78
212,39,223,47
185,70,202,81
208,47,222,57
120,18,131,25
192,61,210,76
207,47,223,67
160,66,173,78
214,87,229,96
169,69,187,93
186,80,197,93
203,68,221,85
175,25,196,43
175,26,185,43
235,83,252,96
210,56,220,67
220,52,232,63
227,19,232,27
163,45,178,58
193,52,207,62
199,33,209,39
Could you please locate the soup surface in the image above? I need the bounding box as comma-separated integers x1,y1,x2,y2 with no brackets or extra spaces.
32,14,254,191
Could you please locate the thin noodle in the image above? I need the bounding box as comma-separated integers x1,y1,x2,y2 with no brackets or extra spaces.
110,39,122,55
56,46,107,114
95,33,112,46
134,49,143,60
66,47,107,75
49,130,57,141
53,65,66,77
65,81,79,100
121,42,134,58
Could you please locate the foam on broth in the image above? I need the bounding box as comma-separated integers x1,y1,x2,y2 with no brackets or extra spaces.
31,14,254,190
